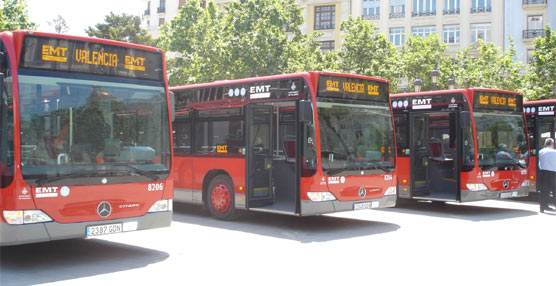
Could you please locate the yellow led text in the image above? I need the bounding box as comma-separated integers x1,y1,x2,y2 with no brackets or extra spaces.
41,45,67,62
326,80,340,92
75,48,118,67
125,56,146,71
367,84,379,96
479,95,489,105
343,82,365,94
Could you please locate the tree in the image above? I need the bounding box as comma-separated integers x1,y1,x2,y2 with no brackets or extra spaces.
398,34,447,92
0,0,36,32
337,16,399,90
159,0,323,85
48,15,69,34
85,12,154,46
446,39,523,92
522,25,556,100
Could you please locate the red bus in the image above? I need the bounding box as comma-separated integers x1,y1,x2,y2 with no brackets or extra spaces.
524,99,556,192
170,72,397,219
392,88,529,202
0,31,173,246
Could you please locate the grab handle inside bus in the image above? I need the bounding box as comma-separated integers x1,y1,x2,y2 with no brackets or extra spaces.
169,90,175,122
299,100,313,124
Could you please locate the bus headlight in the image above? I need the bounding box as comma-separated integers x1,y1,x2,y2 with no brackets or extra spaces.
307,192,336,202
3,210,52,225
466,183,488,191
521,180,529,187
148,199,173,212
384,186,397,195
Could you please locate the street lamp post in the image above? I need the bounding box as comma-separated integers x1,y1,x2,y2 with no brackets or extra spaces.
414,79,423,93
431,68,439,91
447,77,456,90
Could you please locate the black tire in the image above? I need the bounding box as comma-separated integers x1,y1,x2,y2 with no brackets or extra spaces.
206,175,238,220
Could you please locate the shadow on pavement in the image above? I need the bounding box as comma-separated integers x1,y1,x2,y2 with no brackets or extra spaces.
0,238,169,286
378,199,538,221
173,203,400,243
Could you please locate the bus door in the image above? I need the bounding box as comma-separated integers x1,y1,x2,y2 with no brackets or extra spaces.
246,104,274,207
535,116,556,191
410,112,459,201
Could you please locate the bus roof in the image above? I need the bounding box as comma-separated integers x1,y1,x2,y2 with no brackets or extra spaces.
524,99,556,105
170,71,389,90
392,87,521,98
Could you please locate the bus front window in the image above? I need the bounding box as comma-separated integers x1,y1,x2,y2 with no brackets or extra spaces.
317,102,395,176
18,74,171,185
474,112,528,171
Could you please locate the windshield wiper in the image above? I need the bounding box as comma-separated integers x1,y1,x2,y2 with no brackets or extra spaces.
105,163,160,180
36,172,87,186
35,164,159,185
326,164,392,176
368,162,393,173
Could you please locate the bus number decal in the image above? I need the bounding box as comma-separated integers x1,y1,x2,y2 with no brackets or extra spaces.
217,145,228,153
148,183,164,192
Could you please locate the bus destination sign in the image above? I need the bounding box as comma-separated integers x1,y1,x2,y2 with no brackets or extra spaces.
473,91,522,112
318,75,388,102
20,35,163,81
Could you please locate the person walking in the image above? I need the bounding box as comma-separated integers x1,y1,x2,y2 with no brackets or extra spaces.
538,138,556,213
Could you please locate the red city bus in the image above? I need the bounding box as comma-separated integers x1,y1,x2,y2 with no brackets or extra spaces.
170,72,397,219
392,88,529,202
524,99,556,192
0,31,173,246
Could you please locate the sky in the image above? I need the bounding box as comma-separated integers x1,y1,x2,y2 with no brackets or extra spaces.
27,0,146,36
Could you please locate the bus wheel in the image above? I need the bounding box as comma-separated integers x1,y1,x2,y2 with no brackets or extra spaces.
207,175,238,220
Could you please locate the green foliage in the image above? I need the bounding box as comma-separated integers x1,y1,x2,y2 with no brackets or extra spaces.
159,0,323,85
522,25,556,100
48,15,69,34
85,12,155,46
0,0,36,32
337,16,398,90
399,34,446,92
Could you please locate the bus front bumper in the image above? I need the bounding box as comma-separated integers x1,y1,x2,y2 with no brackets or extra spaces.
300,195,396,216
460,186,529,202
0,211,171,246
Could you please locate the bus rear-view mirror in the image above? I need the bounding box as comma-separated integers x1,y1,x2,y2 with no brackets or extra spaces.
299,100,313,124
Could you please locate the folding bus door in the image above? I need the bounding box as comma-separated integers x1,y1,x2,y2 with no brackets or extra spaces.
246,104,274,207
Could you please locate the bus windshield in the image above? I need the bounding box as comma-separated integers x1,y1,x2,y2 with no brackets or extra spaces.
317,102,395,175
18,73,171,185
474,112,528,171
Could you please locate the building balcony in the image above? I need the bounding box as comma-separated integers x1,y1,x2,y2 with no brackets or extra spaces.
443,8,460,15
470,7,492,13
363,14,380,20
523,0,547,5
523,29,545,39
144,9,150,16
157,6,166,13
411,11,436,17
390,12,405,19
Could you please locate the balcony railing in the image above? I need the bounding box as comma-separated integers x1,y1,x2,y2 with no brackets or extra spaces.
412,10,436,17
443,8,460,15
144,9,150,16
471,7,492,13
523,29,545,39
523,0,547,5
157,6,166,13
363,14,380,20
390,12,405,19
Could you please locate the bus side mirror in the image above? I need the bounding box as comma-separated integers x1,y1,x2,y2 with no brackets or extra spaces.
299,100,313,124
461,111,470,128
169,91,175,122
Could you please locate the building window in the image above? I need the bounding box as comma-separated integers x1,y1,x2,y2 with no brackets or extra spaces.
412,0,436,16
144,1,151,16
443,25,460,44
390,28,405,47
320,41,335,53
315,5,335,30
159,17,165,26
524,15,545,38
471,0,491,13
444,0,460,14
179,0,186,8
363,0,380,20
390,0,405,18
157,0,166,13
412,26,437,37
470,23,491,43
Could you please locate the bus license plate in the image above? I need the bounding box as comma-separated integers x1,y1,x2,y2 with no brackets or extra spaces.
500,191,517,199
87,223,123,237
354,201,379,210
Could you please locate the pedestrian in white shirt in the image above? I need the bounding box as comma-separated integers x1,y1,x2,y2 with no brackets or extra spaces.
538,138,556,213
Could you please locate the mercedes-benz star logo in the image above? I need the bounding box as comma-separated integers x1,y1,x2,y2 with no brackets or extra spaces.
97,202,112,218
358,187,366,198
503,180,510,189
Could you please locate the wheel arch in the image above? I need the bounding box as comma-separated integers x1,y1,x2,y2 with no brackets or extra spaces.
202,169,233,205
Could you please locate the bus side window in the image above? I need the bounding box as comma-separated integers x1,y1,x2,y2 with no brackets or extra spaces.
394,114,409,157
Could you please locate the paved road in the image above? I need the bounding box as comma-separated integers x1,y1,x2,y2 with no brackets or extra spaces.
1,195,554,286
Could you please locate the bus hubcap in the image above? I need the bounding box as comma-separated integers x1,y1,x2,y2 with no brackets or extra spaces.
212,183,231,213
